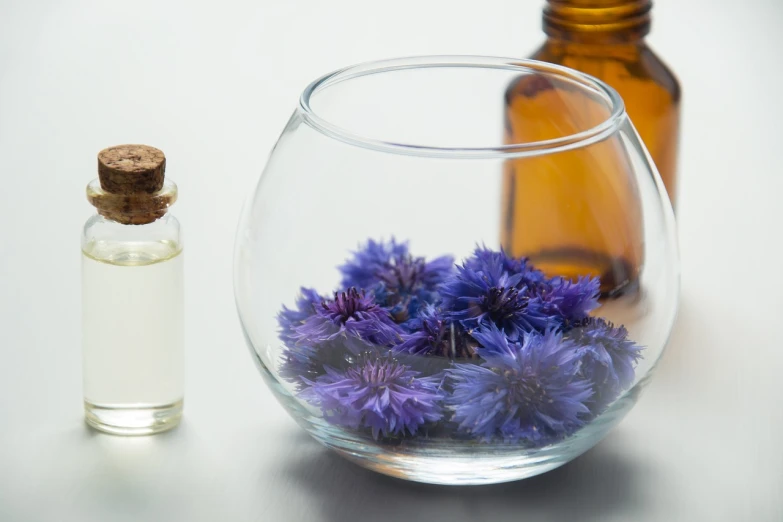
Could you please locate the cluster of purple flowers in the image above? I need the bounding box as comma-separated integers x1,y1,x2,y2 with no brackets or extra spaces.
277,239,643,444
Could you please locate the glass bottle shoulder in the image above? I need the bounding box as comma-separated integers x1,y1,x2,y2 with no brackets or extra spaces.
524,40,679,101
82,213,182,266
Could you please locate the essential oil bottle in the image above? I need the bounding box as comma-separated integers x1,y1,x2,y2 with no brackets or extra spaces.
521,0,680,202
502,0,680,298
82,145,183,435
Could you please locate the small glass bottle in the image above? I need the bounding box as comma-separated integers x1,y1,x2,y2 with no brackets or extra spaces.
529,0,680,201
502,0,679,297
82,145,184,435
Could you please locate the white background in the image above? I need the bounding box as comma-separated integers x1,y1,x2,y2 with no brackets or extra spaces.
1,0,782,520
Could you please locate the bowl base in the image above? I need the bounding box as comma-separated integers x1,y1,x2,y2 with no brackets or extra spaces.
309,398,635,485
258,361,640,485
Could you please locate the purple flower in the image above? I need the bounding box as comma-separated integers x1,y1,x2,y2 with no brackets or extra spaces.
393,305,478,360
277,288,326,389
276,240,640,443
448,324,593,443
568,318,644,410
461,247,600,328
464,246,546,286
279,344,319,389
339,238,454,321
368,283,422,325
277,287,323,344
536,276,601,327
294,288,403,348
301,354,445,439
440,249,552,340
339,238,410,290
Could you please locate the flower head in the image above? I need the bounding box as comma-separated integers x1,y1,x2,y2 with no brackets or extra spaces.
339,238,410,290
294,288,403,348
301,354,445,439
277,288,327,389
279,343,320,389
460,247,600,328
339,238,454,321
568,318,644,410
536,276,601,327
368,283,422,325
392,305,477,360
440,249,552,339
278,287,323,344
448,324,593,443
464,246,546,287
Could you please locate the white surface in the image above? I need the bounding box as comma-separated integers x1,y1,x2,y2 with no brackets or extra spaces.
1,0,781,520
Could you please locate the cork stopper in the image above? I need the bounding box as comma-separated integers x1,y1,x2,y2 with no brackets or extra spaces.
98,145,166,194
88,144,177,225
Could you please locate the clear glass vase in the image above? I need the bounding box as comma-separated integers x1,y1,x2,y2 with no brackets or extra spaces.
234,56,678,485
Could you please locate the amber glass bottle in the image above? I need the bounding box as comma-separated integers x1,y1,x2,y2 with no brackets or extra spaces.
502,0,679,297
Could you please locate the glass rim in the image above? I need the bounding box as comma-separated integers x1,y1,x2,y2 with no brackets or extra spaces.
299,55,626,160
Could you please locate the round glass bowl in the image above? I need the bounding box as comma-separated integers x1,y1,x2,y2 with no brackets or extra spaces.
234,56,678,485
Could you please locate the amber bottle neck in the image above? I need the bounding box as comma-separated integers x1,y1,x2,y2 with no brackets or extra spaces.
543,0,651,44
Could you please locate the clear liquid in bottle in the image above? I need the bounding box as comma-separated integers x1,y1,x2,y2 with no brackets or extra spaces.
82,240,183,433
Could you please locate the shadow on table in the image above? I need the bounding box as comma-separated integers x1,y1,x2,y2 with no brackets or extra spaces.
279,431,652,522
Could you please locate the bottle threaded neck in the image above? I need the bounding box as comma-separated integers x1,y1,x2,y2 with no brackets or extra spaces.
543,0,652,41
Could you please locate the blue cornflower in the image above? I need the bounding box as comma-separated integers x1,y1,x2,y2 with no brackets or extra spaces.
462,246,599,328
448,324,593,443
339,238,410,289
339,238,454,321
277,288,326,389
279,343,320,389
368,283,422,325
440,249,551,340
536,276,601,327
301,354,445,439
464,246,547,286
277,287,323,344
294,288,403,348
568,318,644,411
392,305,477,360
